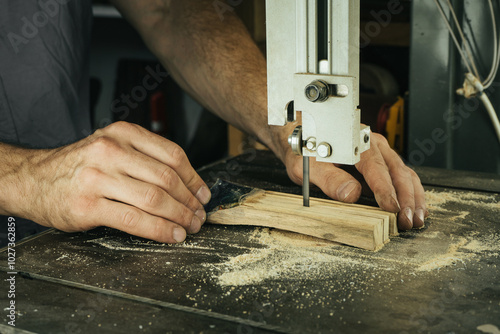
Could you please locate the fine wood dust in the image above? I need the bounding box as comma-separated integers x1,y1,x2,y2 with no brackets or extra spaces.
216,228,373,286
425,190,499,212
213,190,500,286
415,236,470,272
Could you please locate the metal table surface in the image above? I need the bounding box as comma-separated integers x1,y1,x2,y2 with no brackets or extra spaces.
1,151,499,334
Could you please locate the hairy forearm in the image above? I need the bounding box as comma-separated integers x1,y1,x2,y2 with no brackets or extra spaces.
0,143,40,217
112,0,293,161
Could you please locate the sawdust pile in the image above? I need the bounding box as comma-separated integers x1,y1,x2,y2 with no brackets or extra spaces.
213,189,500,286
463,233,500,254
216,229,372,286
415,236,471,272
425,190,499,212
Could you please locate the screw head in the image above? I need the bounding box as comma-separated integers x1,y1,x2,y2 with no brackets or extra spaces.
317,142,332,158
305,138,316,151
364,134,370,143
305,80,329,103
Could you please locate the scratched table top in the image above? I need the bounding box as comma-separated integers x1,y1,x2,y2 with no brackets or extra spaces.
1,151,499,334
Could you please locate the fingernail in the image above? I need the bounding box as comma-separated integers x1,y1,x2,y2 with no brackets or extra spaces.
190,215,202,234
391,194,401,211
195,209,206,225
405,207,413,227
196,185,211,205
337,181,358,201
173,227,186,243
415,208,425,224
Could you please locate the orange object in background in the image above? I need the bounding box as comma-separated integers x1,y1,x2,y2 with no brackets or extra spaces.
385,96,405,154
378,96,405,154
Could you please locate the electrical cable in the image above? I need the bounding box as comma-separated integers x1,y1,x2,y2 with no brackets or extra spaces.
483,0,499,89
433,0,475,76
479,93,500,143
444,0,481,79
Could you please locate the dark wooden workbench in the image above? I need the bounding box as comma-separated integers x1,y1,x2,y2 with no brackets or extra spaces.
1,151,499,334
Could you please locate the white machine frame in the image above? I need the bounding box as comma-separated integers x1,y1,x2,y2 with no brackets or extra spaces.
266,0,370,165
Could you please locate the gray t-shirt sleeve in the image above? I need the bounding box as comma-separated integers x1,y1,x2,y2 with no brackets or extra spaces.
0,0,93,148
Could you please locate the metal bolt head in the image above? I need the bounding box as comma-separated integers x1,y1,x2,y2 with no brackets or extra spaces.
305,138,317,151
317,142,332,158
305,80,329,103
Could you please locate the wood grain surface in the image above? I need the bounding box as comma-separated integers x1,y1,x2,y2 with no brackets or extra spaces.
207,190,397,251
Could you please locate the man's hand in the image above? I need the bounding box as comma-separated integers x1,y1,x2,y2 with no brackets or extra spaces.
283,132,428,230
2,122,211,243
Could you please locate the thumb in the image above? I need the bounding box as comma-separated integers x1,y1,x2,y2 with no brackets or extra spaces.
285,154,362,203
310,159,362,203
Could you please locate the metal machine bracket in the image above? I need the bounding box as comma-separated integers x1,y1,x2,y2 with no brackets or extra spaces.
266,0,370,165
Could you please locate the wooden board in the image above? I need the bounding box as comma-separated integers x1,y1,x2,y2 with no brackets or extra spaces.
207,190,397,251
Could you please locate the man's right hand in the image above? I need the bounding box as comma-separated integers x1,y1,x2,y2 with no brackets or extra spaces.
4,122,211,243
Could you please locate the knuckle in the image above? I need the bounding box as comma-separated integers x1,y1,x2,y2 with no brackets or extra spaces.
73,196,95,219
409,168,420,180
151,218,165,241
169,144,187,168
122,210,139,229
370,157,389,175
181,207,194,226
159,167,177,189
88,136,121,158
397,160,408,170
323,172,338,188
373,133,389,146
79,166,101,184
355,158,368,172
93,128,104,137
186,196,200,211
183,173,199,191
171,206,192,228
107,121,133,133
394,165,412,180
144,187,163,208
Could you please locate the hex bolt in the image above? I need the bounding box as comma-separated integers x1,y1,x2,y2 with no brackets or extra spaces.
305,138,317,151
317,142,332,158
305,80,330,103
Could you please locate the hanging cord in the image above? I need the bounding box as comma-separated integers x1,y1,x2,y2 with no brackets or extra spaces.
443,0,481,79
483,0,500,89
480,94,500,141
433,0,476,76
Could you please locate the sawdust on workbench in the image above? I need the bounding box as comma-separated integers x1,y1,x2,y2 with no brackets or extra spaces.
415,236,470,272
425,190,499,212
213,189,500,286
216,229,369,286
88,237,215,253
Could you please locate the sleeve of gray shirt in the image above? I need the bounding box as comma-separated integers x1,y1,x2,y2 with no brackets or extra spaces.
0,0,93,148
